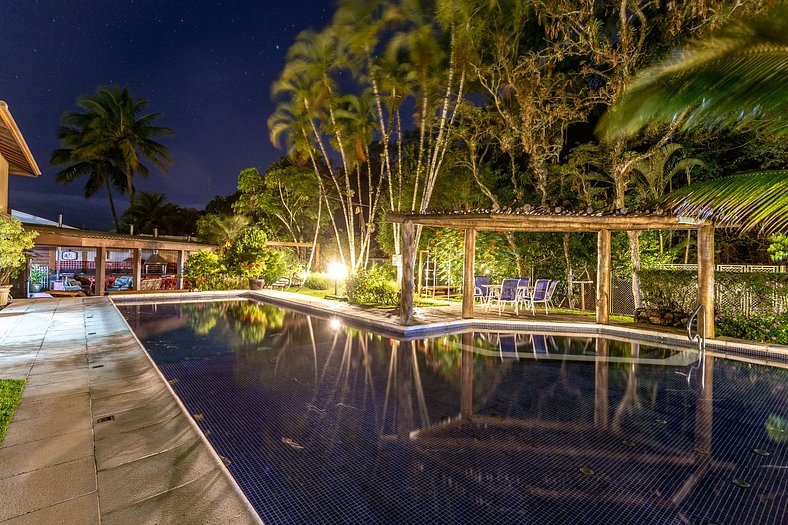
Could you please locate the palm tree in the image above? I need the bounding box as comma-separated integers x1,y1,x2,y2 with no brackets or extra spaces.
51,121,127,230
121,192,178,234
599,5,787,234
55,86,173,207
195,214,250,252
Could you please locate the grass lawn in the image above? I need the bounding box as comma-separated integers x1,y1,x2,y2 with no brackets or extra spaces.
0,379,26,444
288,287,332,299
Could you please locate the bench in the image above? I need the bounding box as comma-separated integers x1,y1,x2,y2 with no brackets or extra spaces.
270,277,290,290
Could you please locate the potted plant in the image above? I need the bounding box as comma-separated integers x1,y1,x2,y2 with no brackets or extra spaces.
0,215,38,305
29,265,48,293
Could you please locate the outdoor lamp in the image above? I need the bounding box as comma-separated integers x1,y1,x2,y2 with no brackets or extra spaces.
328,262,348,295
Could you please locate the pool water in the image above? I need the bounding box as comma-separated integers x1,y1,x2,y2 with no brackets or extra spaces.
118,299,788,525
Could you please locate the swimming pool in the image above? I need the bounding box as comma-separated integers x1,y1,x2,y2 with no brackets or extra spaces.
118,298,787,525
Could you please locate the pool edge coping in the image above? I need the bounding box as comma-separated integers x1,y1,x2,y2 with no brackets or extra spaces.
109,296,265,525
110,290,788,365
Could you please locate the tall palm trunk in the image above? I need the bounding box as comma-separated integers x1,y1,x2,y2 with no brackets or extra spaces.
105,174,120,231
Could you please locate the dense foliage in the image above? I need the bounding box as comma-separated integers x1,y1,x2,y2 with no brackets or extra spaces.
184,228,288,290
346,264,400,306
640,269,788,343
0,215,38,283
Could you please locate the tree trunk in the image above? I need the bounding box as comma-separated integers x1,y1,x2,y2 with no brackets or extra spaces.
105,175,120,231
306,191,322,274
628,230,643,308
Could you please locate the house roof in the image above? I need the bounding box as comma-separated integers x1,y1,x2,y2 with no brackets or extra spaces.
0,101,41,177
12,209,78,228
25,223,215,252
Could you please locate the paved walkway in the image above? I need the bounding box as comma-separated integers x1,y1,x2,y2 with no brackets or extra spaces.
0,298,260,524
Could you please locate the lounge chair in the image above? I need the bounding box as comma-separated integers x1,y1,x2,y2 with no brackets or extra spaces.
493,279,520,314
270,277,290,290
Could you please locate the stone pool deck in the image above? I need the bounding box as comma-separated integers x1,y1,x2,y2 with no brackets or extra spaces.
0,297,261,524
1,291,786,524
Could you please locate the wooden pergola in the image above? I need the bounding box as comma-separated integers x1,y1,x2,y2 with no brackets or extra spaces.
388,210,716,337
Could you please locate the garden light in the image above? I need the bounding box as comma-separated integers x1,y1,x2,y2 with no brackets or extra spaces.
328,261,348,296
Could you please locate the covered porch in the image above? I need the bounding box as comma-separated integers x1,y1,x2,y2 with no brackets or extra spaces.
388,210,716,337
20,224,213,296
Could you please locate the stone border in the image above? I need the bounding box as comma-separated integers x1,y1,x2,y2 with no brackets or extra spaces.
111,298,263,524
111,290,788,365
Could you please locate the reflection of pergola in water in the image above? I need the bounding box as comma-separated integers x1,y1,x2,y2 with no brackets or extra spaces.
387,211,716,336
383,333,721,513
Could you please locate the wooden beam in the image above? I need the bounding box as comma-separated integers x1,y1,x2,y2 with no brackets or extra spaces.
596,229,611,325
176,250,186,290
131,249,141,291
400,220,415,325
462,228,476,319
697,225,715,338
386,211,710,232
95,247,106,296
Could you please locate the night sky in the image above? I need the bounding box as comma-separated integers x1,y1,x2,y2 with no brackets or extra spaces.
2,0,329,230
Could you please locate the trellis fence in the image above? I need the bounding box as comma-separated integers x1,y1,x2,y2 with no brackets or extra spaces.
611,264,788,317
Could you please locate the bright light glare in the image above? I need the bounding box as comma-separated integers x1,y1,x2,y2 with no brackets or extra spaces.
330,318,342,330
328,262,348,279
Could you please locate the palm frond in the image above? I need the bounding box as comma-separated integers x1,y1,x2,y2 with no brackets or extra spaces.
599,5,788,138
662,170,788,235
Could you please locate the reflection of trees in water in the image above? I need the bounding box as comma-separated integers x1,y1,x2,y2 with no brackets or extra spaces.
181,301,286,347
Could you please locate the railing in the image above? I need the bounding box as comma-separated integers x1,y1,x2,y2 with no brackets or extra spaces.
679,304,707,390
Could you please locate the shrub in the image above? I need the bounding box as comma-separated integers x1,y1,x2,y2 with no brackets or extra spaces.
184,250,248,290
224,228,286,285
304,272,333,290
640,270,698,312
346,264,400,306
0,215,37,283
717,309,788,344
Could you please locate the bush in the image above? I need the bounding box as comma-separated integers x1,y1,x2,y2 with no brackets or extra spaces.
304,272,333,290
224,228,286,285
184,250,249,290
717,309,788,344
640,270,698,312
0,215,37,283
346,264,400,306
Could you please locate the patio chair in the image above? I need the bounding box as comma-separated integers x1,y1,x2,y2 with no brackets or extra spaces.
473,275,490,305
515,277,531,310
493,279,520,314
522,279,551,315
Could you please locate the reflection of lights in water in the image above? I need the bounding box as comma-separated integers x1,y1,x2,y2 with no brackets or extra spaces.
330,318,342,330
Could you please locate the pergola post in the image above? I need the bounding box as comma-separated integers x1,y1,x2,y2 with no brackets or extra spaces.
400,220,415,325
462,228,476,319
131,249,141,291
596,229,611,324
697,225,715,338
95,247,106,296
176,250,186,290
